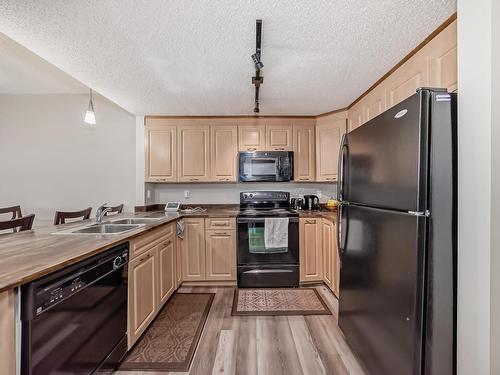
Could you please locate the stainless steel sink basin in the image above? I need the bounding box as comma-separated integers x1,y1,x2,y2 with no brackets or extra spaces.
108,218,160,225
54,223,144,235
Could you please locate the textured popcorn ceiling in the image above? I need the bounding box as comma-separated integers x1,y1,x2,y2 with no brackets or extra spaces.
0,1,456,115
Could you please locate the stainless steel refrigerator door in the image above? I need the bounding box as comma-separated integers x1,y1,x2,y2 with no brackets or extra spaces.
338,204,426,375
339,91,430,212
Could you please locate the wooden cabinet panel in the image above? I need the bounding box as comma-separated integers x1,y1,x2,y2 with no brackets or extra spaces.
145,125,177,182
205,229,236,281
175,234,182,287
128,248,157,348
157,237,176,307
322,220,334,289
177,125,210,182
347,103,364,132
363,85,386,123
210,125,238,182
299,218,323,282
181,218,206,280
266,124,293,151
0,290,15,375
293,124,315,182
238,124,266,151
129,224,174,260
427,21,457,92
315,119,346,182
205,217,236,230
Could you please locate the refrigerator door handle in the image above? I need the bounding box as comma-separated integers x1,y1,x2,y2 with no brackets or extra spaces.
337,134,348,201
336,202,348,262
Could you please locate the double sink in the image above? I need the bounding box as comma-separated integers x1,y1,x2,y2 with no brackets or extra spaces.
54,217,165,235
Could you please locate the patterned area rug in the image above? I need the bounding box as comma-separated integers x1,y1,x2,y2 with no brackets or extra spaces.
119,292,214,372
232,288,331,316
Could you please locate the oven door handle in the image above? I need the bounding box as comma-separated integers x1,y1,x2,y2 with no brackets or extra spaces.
237,217,299,223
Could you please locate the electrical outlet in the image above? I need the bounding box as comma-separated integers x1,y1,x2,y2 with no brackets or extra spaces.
146,189,151,199
184,190,190,199
316,190,322,199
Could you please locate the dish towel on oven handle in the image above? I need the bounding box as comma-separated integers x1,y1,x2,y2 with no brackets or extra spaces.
264,217,289,249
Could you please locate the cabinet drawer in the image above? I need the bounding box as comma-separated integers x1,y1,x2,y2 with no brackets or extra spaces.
130,222,175,259
204,217,235,230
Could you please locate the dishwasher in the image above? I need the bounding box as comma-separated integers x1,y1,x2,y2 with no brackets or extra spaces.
21,242,129,375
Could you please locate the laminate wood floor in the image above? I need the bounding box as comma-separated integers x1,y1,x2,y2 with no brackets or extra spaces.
115,285,367,375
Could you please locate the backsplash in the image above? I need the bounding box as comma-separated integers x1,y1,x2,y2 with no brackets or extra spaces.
146,182,337,205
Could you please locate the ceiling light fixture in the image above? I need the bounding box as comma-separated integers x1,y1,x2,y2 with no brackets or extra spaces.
84,88,96,125
251,19,264,113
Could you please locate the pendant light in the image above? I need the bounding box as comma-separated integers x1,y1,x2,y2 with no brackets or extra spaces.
84,88,96,124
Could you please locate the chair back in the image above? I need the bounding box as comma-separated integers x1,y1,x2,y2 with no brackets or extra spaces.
54,207,92,225
0,205,22,220
0,214,35,233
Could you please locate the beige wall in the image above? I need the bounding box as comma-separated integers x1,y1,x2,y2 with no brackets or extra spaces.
457,1,495,373
0,93,136,222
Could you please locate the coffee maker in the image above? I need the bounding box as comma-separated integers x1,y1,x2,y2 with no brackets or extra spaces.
303,195,319,211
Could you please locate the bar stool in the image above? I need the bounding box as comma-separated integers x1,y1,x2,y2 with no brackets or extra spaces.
0,214,35,233
53,207,92,225
0,205,23,220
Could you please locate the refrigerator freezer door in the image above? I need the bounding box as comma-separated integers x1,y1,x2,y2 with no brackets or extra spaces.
338,204,426,375
342,91,429,212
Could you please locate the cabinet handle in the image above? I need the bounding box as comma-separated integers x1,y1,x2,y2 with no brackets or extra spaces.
218,178,230,181
325,177,336,180
298,178,309,181
155,178,167,182
247,147,257,151
213,223,228,226
305,220,316,224
214,232,229,235
139,253,151,262
164,240,172,246
189,178,199,181
275,147,285,150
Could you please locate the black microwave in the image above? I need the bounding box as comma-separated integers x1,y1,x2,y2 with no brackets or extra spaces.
238,151,293,182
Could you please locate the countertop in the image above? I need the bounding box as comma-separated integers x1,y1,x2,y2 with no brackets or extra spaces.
0,207,239,293
298,208,337,222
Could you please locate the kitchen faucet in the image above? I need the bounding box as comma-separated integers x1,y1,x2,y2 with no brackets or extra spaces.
95,203,112,224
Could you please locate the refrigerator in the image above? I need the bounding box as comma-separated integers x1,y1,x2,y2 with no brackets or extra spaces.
337,88,457,375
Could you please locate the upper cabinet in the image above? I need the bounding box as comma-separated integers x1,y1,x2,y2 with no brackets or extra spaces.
177,124,210,182
210,124,238,182
266,123,293,151
316,119,346,182
145,125,177,182
347,19,457,131
238,124,266,151
293,123,315,182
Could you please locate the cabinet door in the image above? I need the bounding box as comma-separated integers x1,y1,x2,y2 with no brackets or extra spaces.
177,124,210,182
315,119,346,182
145,125,177,182
157,237,175,307
128,248,157,348
206,229,236,281
299,218,323,282
348,103,364,132
181,218,206,280
322,219,334,289
362,84,386,124
266,124,293,151
210,125,238,182
238,124,266,151
175,234,182,287
293,124,315,182
332,220,340,297
427,20,457,92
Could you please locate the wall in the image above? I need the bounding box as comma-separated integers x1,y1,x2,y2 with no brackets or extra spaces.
457,1,494,374
0,93,136,222
491,0,500,373
148,182,336,205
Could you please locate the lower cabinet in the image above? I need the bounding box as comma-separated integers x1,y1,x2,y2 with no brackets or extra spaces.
128,223,176,348
128,248,158,348
298,216,340,297
205,229,236,280
180,218,207,281
180,217,237,282
321,219,340,297
299,218,323,282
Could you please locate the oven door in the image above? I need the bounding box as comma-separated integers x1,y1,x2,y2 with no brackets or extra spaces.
237,217,299,265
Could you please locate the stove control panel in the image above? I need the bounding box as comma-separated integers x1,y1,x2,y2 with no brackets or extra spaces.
241,191,289,202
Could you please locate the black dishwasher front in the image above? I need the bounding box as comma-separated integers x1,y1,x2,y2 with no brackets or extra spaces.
21,242,129,375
